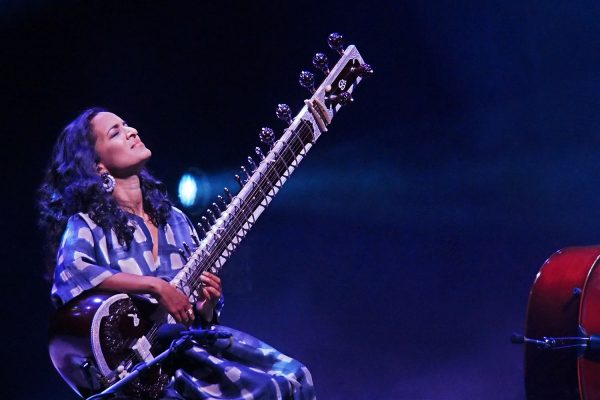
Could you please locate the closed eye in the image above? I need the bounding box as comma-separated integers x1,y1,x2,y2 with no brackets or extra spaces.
107,121,126,138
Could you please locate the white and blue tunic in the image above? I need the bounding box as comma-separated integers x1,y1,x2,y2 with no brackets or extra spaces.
52,207,196,306
51,207,315,400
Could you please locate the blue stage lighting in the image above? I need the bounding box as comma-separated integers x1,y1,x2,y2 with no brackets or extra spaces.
178,174,198,207
177,169,211,212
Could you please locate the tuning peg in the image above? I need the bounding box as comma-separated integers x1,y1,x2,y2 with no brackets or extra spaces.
211,202,221,216
206,209,217,224
328,32,345,55
247,156,258,171
196,222,206,236
178,248,188,261
276,104,293,125
201,216,210,230
217,195,227,209
255,146,266,160
351,63,374,78
312,53,329,75
240,166,251,180
259,127,276,146
299,71,315,93
234,174,244,189
223,187,233,202
183,242,192,256
325,91,353,107
191,233,200,246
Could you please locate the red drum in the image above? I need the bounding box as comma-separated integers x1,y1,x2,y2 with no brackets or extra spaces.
525,246,600,399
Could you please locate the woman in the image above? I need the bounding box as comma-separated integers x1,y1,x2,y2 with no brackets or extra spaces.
38,107,315,400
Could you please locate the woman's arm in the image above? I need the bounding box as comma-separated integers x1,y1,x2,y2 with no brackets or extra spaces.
99,273,195,324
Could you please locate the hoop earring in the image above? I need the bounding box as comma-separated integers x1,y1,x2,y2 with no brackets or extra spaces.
101,172,116,194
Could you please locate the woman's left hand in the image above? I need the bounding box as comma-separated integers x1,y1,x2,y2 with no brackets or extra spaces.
195,271,222,322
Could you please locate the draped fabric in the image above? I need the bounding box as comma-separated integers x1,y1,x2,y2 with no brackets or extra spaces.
52,207,198,307
162,326,315,400
51,208,316,399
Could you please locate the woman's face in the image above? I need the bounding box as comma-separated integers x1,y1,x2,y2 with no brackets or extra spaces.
91,112,152,177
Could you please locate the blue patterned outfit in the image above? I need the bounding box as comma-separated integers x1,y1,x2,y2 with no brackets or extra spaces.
52,207,315,400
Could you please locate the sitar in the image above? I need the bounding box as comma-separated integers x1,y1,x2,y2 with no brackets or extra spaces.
48,32,372,399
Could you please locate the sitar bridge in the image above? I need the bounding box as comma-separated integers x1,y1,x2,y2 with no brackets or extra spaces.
132,335,154,363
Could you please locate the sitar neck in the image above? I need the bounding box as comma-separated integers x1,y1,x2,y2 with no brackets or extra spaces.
170,43,371,301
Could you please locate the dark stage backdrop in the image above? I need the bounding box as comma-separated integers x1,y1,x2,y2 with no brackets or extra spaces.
2,1,600,398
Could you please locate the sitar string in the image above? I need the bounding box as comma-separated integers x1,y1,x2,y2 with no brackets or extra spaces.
182,121,315,295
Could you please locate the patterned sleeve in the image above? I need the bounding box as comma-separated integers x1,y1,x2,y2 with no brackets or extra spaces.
51,214,117,307
172,206,200,243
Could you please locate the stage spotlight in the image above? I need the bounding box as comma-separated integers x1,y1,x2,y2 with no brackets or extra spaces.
177,168,211,213
178,174,197,206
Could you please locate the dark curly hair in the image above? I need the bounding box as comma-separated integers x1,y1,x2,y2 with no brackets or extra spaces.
37,107,172,279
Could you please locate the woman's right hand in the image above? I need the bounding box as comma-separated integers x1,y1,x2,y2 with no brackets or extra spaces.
98,273,194,324
154,279,195,325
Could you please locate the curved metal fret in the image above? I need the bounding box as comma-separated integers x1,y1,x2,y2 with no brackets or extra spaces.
170,43,369,305
183,122,314,292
